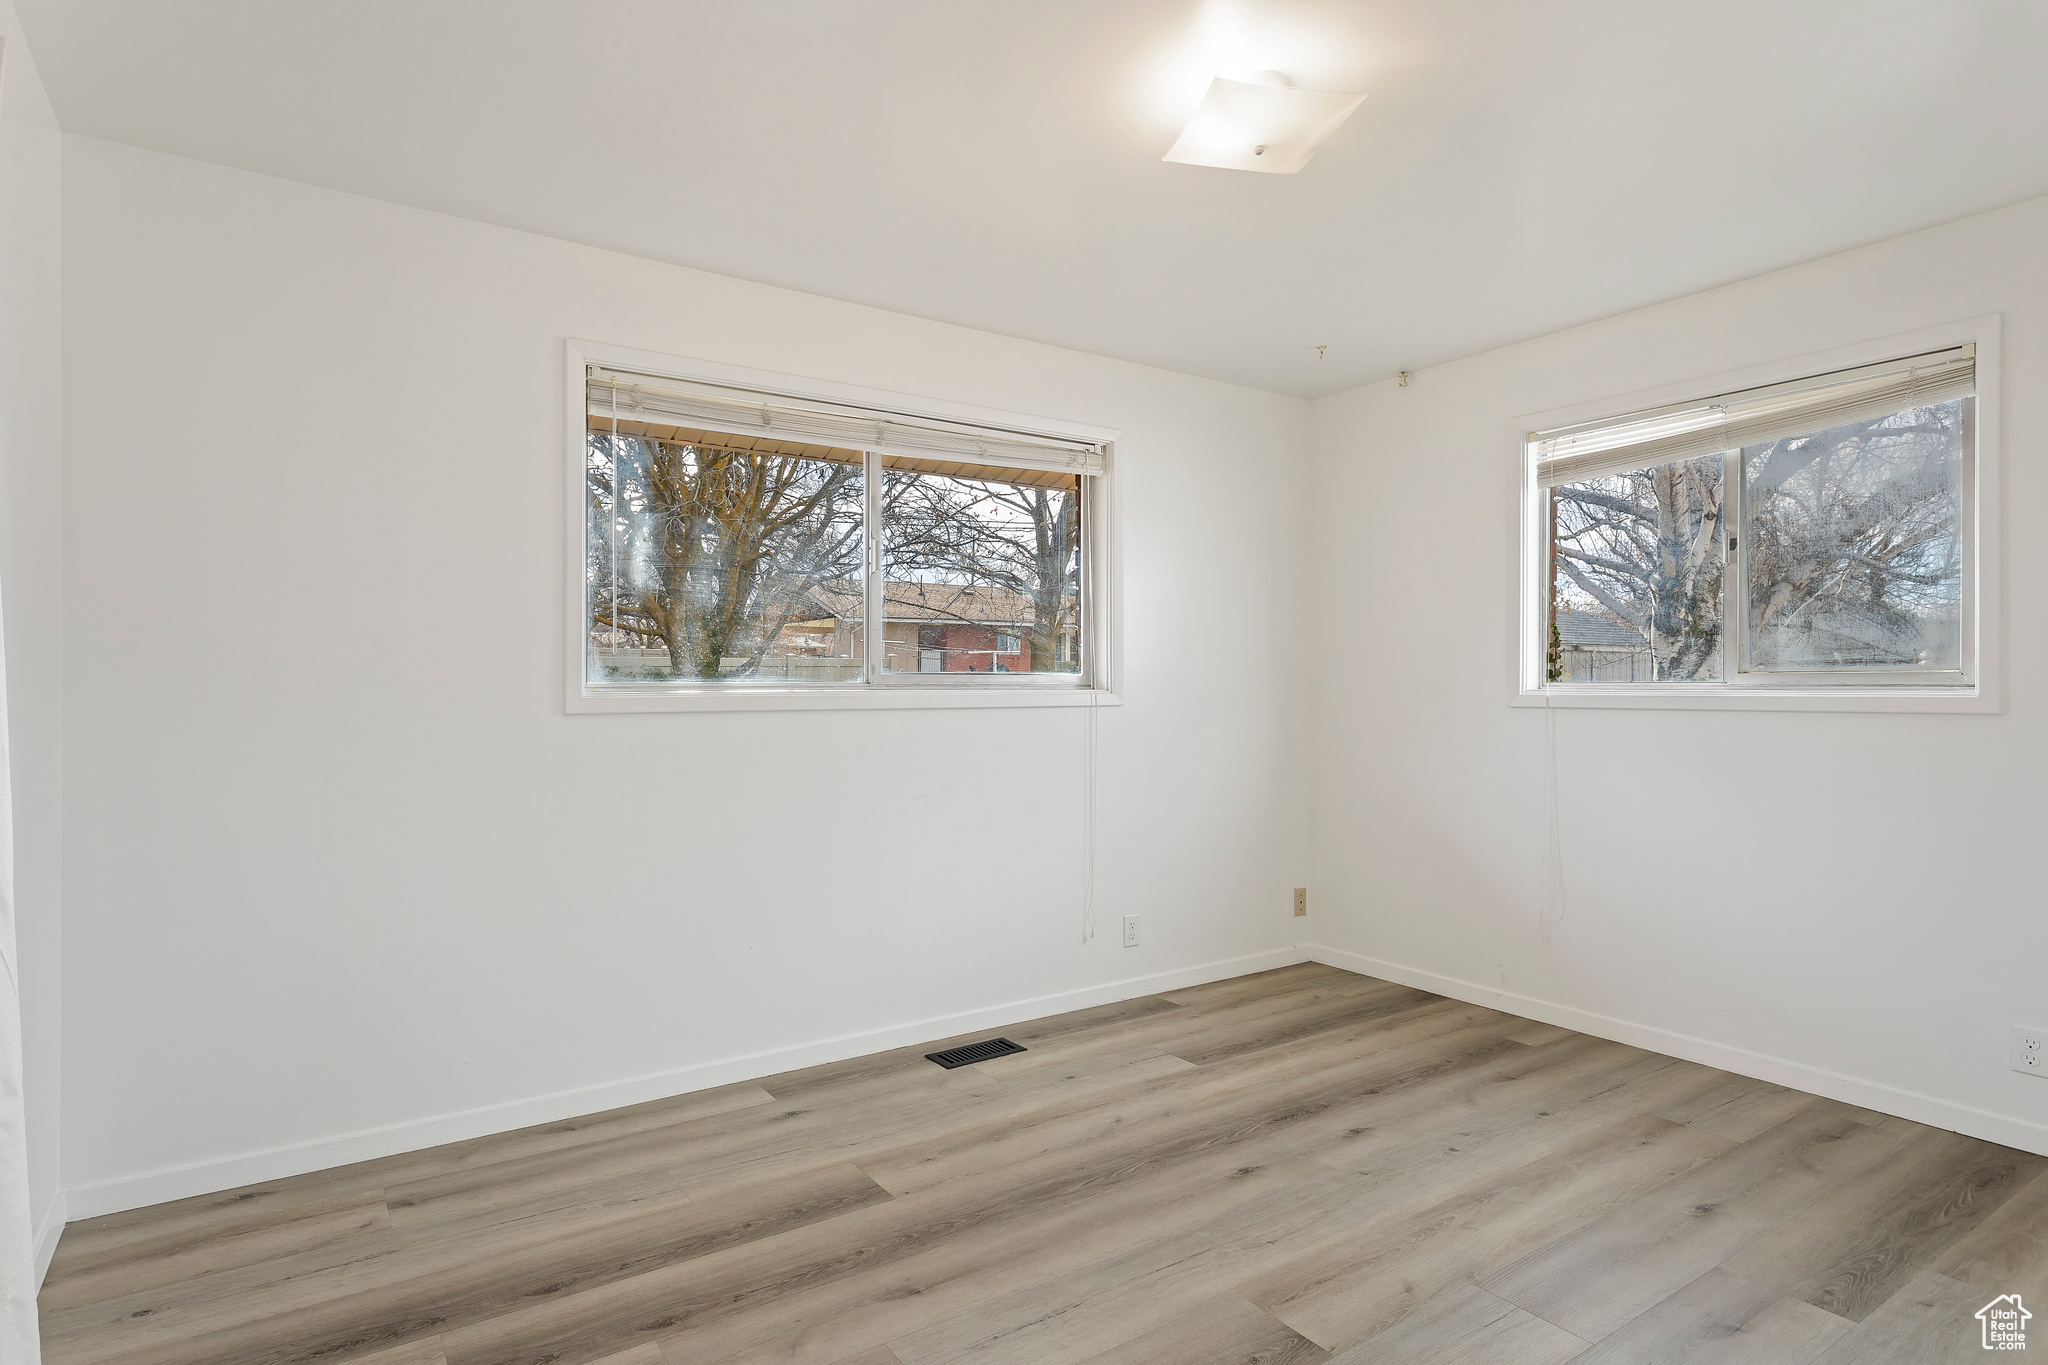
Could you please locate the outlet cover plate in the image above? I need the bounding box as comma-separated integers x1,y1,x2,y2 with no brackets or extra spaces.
1122,914,1139,948
2013,1026,2045,1076
1294,887,1308,917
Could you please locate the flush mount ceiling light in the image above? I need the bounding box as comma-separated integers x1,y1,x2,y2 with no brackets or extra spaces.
1162,70,1365,174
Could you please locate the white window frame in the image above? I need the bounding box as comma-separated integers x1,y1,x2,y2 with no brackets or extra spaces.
565,340,1122,713
1513,316,2001,714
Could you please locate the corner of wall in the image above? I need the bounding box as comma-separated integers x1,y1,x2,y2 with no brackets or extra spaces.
33,1190,63,1285
0,0,68,1275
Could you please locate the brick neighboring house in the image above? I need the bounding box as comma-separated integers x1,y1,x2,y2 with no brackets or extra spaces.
790,580,1078,673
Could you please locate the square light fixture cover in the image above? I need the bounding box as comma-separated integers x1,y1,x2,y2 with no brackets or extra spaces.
1163,76,1366,174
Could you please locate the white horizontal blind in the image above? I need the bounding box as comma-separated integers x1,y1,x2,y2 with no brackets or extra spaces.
587,368,1105,475
1533,345,1975,488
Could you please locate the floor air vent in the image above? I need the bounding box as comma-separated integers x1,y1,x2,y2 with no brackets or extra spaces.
925,1037,1027,1069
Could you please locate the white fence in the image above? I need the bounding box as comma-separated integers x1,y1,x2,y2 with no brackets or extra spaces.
594,648,862,682
1559,647,1655,683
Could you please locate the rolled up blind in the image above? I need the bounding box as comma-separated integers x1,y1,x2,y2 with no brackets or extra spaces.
1533,344,1974,488
587,368,1105,476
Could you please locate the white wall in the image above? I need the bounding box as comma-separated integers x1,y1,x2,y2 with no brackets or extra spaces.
58,136,1313,1213
0,0,65,1273
1310,194,2048,1153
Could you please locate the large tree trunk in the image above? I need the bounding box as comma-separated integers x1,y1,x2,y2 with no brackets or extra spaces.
1029,587,1063,672
1645,461,1721,680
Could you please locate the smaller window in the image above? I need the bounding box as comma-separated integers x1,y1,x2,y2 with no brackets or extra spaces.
1527,342,1979,697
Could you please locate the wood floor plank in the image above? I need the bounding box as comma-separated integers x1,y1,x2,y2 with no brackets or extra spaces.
667,1043,1220,1209
1167,984,1452,1069
1480,1101,1907,1340
688,1156,1362,1365
1156,962,1350,1008
1070,1295,1327,1365
40,1189,392,1311
867,1047,1665,1365
852,1052,1198,1197
1653,1075,1821,1144
437,1014,1536,1365
1494,1021,1578,1049
1316,1041,1720,1193
878,1163,1384,1365
428,1004,1479,1365
1247,1112,1733,1351
1805,1268,1996,1365
969,976,1433,1084
1928,1163,2048,1304
384,1041,1196,1235
373,1079,946,1233
1837,1107,1928,1138
575,1019,1560,1363
858,1010,1528,1206
44,1163,892,1365
1719,1127,2047,1321
64,1023,1588,1365
50,1082,779,1261
586,1347,666,1365
846,1003,1511,1204
1321,1283,1587,1365
337,1339,451,1365
818,1349,904,1365
684,1038,1628,1363
1567,1267,1850,1365
756,995,1193,1105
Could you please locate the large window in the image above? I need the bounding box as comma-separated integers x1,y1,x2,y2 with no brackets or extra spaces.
575,355,1108,707
1524,339,1987,704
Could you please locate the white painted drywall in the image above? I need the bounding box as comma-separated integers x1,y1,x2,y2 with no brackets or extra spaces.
0,0,65,1278
58,137,1313,1211
1310,194,2048,1152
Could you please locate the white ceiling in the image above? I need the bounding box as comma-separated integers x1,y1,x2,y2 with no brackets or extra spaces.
18,0,2048,397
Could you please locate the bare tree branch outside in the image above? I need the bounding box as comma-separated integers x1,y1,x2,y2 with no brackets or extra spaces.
1553,452,1726,681
1742,402,1963,670
883,465,1081,674
584,435,1083,681
586,432,864,680
1549,399,1964,682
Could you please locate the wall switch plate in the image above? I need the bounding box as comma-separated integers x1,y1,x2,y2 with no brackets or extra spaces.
1293,887,1308,917
2014,1026,2046,1076
1122,914,1140,948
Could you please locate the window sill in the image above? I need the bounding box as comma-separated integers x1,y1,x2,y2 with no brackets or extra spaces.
570,686,1122,715
1513,686,1996,714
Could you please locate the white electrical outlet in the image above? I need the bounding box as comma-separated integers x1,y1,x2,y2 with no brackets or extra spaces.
2014,1026,2046,1076
1122,914,1140,948
1294,887,1308,918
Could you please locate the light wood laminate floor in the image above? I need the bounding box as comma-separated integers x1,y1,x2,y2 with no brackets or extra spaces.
41,964,2048,1365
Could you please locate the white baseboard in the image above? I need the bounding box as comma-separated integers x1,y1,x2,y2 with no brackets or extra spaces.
60,945,1312,1221
33,1190,66,1286
55,942,2046,1230
1311,944,2048,1158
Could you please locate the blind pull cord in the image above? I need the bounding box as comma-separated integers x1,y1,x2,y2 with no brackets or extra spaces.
1540,695,1568,943
1082,693,1098,945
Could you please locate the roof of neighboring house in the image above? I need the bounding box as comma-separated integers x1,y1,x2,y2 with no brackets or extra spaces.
802,581,1072,626
1556,610,1646,648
